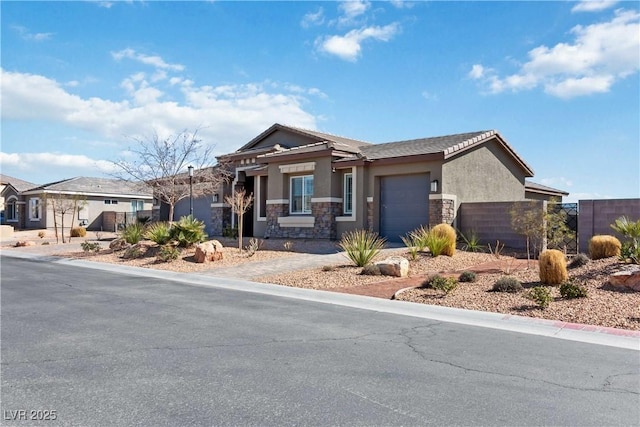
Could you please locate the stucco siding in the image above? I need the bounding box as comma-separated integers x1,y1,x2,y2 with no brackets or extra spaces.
442,141,526,204
250,130,319,151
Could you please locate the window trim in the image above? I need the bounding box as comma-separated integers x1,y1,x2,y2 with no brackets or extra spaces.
343,172,353,215
29,198,42,221
6,198,18,222
289,175,313,215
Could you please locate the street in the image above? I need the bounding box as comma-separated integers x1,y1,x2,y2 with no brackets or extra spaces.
1,255,639,426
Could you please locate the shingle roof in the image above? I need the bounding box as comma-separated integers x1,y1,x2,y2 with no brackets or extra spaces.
0,174,38,192
24,177,152,197
525,180,569,196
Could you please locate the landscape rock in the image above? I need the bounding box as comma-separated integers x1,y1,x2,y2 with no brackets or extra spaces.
194,241,224,263
122,243,150,259
15,241,35,247
375,256,409,277
109,238,129,251
609,268,640,292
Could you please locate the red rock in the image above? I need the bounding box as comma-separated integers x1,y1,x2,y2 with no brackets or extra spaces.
609,269,640,292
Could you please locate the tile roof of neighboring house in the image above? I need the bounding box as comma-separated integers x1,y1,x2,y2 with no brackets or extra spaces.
22,177,152,198
0,174,38,192
525,180,570,196
237,123,371,153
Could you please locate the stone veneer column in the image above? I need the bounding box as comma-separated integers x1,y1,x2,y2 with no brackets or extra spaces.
366,197,374,231
312,201,341,239
429,195,456,226
210,204,231,236
265,203,288,238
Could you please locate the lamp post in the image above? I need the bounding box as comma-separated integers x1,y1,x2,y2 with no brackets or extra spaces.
188,165,194,217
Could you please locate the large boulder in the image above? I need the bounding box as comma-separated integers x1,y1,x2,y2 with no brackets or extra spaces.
609,268,640,292
109,238,129,251
375,256,409,277
15,240,35,247
194,240,224,263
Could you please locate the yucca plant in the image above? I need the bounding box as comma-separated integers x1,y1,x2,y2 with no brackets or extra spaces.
169,215,208,247
409,225,431,251
424,232,450,257
400,233,421,261
144,221,172,245
338,229,386,267
121,222,145,244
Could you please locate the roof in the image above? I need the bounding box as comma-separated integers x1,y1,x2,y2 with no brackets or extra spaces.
525,180,569,197
22,177,152,198
0,174,38,192
237,123,371,153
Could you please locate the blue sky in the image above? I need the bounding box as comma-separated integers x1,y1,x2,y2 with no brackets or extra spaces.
1,0,638,202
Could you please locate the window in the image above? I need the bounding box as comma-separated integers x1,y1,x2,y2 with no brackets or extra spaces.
343,173,353,215
290,175,313,214
6,201,17,221
104,199,118,205
29,198,41,221
258,176,268,219
131,200,144,212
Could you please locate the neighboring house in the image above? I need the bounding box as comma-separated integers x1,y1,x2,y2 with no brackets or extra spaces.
0,176,153,231
1,174,38,228
173,123,567,241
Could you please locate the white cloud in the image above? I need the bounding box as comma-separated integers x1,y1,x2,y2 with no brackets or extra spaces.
301,7,325,28
111,48,185,71
316,23,400,61
469,9,640,98
572,0,619,13
11,25,53,42
0,152,117,174
338,0,370,26
389,0,415,9
0,68,319,158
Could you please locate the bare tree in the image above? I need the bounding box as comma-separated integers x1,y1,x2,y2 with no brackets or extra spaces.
112,129,231,221
45,194,87,244
225,189,254,250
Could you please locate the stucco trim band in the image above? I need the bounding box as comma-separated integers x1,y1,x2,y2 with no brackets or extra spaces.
277,216,315,228
279,162,316,174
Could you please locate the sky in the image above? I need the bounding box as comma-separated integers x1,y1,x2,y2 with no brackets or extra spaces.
1,0,638,203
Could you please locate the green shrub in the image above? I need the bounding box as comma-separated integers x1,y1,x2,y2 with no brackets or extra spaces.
559,281,588,299
431,223,456,256
223,226,238,239
360,264,382,276
620,241,640,264
492,276,523,293
338,229,386,267
409,225,430,251
459,229,483,252
400,233,421,261
144,222,172,245
70,227,87,238
424,232,450,257
458,271,477,283
425,275,458,295
526,286,553,308
81,241,101,253
170,215,207,248
610,216,640,263
568,253,590,269
539,249,568,285
589,235,621,260
157,245,180,263
121,222,145,244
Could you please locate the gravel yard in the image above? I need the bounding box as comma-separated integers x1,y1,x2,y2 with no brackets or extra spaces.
5,234,639,331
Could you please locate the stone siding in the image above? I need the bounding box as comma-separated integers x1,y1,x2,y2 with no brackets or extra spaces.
312,201,341,239
211,205,232,236
429,198,455,226
265,202,341,239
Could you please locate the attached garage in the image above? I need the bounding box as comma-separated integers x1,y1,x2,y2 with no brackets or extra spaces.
379,174,429,241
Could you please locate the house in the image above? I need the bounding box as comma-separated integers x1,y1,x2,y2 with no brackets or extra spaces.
172,124,567,241
1,176,153,231
1,174,37,225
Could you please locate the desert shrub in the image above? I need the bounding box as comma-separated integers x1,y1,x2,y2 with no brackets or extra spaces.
360,264,382,276
157,245,180,263
408,225,430,251
283,241,294,251
426,275,458,295
559,281,588,299
458,271,477,283
338,229,386,267
170,215,207,247
122,244,144,259
400,233,421,261
223,226,238,239
37,231,46,239
245,238,264,257
322,265,335,272
526,286,553,308
424,232,450,257
492,276,523,293
538,249,568,285
431,223,456,256
144,222,172,245
620,242,640,264
70,227,87,238
589,235,621,260
81,241,101,253
568,253,590,269
459,229,483,252
121,222,145,244
610,216,640,263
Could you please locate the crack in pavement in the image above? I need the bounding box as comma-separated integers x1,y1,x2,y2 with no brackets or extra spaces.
398,326,640,396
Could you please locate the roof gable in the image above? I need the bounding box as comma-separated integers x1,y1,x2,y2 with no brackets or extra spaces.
23,177,152,198
0,174,38,192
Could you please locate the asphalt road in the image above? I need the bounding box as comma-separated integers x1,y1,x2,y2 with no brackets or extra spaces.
1,255,639,426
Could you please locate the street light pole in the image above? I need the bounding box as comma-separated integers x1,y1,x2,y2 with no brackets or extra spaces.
188,165,194,217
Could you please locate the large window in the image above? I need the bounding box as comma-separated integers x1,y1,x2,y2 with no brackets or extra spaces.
131,200,144,212
343,173,353,215
29,198,41,221
290,175,313,214
6,201,17,221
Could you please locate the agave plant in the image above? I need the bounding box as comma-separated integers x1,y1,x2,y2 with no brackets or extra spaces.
169,215,208,247
338,229,386,267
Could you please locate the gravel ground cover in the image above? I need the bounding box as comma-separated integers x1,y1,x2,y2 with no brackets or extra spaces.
6,232,639,331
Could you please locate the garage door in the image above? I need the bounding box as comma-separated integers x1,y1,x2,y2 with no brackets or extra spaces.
380,174,429,242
